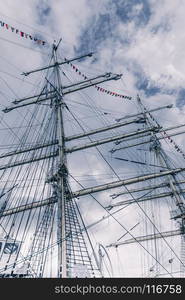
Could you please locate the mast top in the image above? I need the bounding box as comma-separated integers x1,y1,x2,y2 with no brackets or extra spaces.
53,38,62,53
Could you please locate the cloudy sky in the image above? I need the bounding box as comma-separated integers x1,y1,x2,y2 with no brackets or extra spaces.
1,0,185,109
0,0,185,138
0,0,185,98
0,0,185,277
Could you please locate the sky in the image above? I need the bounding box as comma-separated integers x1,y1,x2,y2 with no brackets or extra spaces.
1,0,185,107
0,0,185,277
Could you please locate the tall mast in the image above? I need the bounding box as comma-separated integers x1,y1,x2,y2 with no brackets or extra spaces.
52,41,67,277
107,96,185,276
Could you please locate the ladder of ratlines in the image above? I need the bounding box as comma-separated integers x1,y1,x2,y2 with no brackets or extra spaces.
28,204,54,277
64,186,100,277
180,235,185,277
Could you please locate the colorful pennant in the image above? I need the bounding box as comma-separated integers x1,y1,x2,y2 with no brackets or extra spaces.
64,58,132,100
0,20,46,45
147,110,185,158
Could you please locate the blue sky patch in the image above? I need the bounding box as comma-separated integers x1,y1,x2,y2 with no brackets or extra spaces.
76,0,151,55
36,1,51,25
135,70,161,96
176,88,185,108
114,0,151,26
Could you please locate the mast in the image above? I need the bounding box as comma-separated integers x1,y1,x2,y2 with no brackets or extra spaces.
49,42,100,278
52,41,67,277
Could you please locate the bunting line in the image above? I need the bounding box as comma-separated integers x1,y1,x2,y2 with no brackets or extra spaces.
147,110,185,158
64,58,132,100
0,20,46,46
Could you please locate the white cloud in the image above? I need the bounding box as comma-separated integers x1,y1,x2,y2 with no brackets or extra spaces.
0,0,185,278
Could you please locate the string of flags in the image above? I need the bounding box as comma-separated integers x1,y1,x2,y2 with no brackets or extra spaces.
163,131,185,158
0,19,131,99
0,20,46,46
147,110,185,158
64,58,132,100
